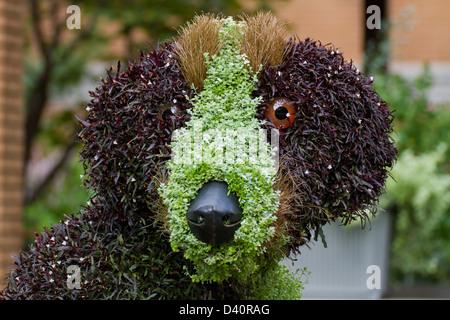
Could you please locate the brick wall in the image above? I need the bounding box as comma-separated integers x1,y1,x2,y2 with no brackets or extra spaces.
275,0,364,63
389,0,450,61
274,0,450,64
0,0,25,289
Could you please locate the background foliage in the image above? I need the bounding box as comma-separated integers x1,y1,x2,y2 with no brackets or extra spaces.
373,67,450,284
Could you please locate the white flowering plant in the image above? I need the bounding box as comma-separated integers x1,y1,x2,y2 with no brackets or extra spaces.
159,17,283,282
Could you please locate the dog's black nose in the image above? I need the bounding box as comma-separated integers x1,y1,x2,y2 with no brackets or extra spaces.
186,181,243,246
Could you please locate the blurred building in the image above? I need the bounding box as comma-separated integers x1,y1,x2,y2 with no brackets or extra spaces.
276,0,450,62
275,0,450,104
0,0,25,289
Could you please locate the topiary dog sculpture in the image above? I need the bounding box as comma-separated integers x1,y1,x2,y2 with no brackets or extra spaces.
0,13,396,300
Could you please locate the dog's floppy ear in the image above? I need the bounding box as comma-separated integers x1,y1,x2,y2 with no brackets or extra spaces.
78,43,193,223
254,37,398,252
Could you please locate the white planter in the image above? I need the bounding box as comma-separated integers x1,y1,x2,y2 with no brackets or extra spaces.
283,212,392,299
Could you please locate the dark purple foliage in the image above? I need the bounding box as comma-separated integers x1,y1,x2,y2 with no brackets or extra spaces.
78,43,193,224
1,35,397,299
255,36,397,249
0,43,206,299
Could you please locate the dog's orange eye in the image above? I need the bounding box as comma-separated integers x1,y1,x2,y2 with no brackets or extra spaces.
264,97,296,129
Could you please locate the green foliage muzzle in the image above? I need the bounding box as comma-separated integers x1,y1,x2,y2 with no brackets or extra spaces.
159,17,282,282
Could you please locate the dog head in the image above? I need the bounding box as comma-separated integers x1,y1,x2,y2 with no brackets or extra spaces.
78,13,396,283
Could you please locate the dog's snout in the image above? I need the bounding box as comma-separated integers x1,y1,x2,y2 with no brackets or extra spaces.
186,181,243,246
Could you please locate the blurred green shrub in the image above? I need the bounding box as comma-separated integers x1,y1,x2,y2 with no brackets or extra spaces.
373,67,450,283
372,66,450,163
381,146,450,283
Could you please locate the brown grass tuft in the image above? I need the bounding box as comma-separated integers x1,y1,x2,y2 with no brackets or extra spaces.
263,155,304,253
172,12,292,89
240,12,292,75
151,167,171,236
172,14,224,91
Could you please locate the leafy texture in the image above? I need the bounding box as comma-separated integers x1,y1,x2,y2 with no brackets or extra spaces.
382,145,450,281
1,43,207,299
1,13,396,299
254,37,397,250
159,17,281,282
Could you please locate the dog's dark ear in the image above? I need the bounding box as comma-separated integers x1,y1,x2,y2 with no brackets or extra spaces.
78,42,193,223
255,38,397,251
